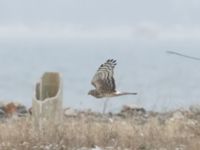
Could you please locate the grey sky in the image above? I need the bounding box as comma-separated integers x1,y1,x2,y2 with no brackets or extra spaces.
0,0,199,25
0,0,200,41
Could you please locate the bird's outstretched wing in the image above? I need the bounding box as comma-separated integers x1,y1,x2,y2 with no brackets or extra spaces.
91,59,117,92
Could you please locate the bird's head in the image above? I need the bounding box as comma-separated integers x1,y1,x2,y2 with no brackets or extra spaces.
88,89,102,98
88,89,96,96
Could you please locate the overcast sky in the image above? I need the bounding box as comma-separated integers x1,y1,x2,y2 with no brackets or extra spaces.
0,0,200,41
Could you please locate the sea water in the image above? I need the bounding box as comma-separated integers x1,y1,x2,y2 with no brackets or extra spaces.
0,38,199,112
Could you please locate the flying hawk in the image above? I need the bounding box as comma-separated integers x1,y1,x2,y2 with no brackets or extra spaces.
88,59,137,98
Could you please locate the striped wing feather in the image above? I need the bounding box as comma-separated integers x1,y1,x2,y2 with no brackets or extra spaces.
91,59,117,92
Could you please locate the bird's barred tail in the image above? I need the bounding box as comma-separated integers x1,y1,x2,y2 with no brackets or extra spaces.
114,91,137,97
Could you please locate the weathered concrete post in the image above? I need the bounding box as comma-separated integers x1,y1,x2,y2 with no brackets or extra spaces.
32,72,63,131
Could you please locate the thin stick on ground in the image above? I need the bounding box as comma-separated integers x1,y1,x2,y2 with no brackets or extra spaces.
103,98,109,114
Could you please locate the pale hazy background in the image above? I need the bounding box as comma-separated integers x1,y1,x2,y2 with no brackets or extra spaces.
0,0,200,112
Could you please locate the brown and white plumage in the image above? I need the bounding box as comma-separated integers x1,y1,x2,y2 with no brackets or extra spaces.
88,59,137,98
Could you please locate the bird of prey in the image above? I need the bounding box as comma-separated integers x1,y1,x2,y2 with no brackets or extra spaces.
88,59,137,98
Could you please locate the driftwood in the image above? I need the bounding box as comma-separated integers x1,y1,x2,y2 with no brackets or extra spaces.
32,72,63,131
166,50,200,61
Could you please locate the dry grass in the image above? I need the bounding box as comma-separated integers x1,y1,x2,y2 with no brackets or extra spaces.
0,113,200,150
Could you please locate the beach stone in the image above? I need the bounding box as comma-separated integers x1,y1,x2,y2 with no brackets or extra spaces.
2,102,17,117
189,104,200,115
119,104,146,117
28,107,32,115
16,104,28,116
64,107,78,117
0,109,5,118
170,110,185,121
